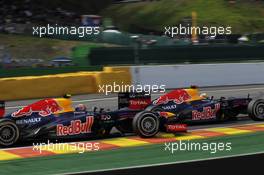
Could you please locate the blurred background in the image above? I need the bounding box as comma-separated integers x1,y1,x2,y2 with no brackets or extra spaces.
0,0,263,77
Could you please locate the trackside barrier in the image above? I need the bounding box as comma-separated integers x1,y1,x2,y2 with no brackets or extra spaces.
89,45,264,65
0,67,132,101
95,67,131,92
130,63,264,89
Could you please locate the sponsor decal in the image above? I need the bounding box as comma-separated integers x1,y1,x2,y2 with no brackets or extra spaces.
16,117,41,124
159,111,175,118
12,99,62,118
153,89,191,105
101,114,111,120
166,124,187,132
130,100,148,106
192,103,220,121
129,99,151,110
162,104,177,110
129,93,136,98
56,116,94,136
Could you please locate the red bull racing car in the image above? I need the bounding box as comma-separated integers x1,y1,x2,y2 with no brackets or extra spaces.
0,87,264,147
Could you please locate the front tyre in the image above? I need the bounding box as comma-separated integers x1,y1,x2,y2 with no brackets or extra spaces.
132,111,159,138
248,99,264,121
0,120,20,147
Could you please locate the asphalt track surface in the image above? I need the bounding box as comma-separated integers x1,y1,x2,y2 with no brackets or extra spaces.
3,84,264,147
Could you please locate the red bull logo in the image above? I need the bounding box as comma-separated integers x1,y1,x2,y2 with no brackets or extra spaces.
56,116,94,136
12,99,62,118
192,103,221,120
153,89,191,105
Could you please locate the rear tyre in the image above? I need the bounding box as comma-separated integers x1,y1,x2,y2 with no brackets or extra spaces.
132,111,159,138
248,99,264,121
0,120,19,147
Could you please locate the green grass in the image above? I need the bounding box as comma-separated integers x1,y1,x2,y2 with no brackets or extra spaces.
0,34,115,62
102,0,264,33
1,132,264,175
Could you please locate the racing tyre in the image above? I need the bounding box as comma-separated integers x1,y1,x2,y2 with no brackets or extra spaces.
0,119,19,147
248,99,264,121
132,111,159,138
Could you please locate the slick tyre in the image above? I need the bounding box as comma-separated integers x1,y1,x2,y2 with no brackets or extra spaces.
132,111,159,138
0,120,19,147
248,99,264,121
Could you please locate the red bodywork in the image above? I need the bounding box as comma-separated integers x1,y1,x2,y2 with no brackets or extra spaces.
0,101,4,118
153,89,191,105
11,99,62,117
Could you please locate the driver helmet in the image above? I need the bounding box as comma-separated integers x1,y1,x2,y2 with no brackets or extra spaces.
75,104,87,112
200,93,208,99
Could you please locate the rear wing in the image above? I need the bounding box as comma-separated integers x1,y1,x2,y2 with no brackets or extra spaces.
0,101,5,117
118,92,151,110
